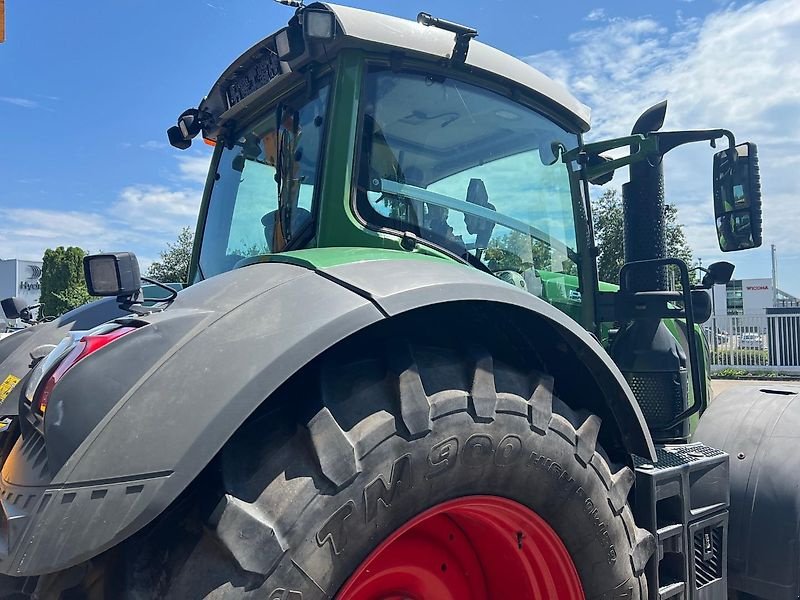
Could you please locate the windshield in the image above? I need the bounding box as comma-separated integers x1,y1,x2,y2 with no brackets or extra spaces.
356,68,580,281
196,83,330,279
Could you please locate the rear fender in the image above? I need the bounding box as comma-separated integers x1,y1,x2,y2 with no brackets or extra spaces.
0,259,654,576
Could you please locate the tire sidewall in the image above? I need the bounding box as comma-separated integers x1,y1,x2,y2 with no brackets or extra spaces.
269,411,639,600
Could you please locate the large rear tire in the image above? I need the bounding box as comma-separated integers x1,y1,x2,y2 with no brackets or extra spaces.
115,338,655,599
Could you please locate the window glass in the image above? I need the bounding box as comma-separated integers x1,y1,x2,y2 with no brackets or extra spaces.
356,68,581,301
197,83,330,279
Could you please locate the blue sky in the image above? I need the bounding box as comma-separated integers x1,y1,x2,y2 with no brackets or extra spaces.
1,0,799,293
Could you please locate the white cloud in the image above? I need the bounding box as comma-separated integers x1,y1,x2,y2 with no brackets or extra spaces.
140,140,167,150
0,96,39,109
113,185,201,233
585,8,607,22
526,0,800,290
177,153,213,185
0,153,204,264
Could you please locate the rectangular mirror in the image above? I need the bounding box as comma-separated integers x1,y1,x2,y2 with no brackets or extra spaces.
713,142,762,252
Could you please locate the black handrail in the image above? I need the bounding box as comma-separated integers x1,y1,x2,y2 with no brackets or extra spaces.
619,258,707,429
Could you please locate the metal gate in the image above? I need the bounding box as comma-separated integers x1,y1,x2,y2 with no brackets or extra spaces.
703,313,800,373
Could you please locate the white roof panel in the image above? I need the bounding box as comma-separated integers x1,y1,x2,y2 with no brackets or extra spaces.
325,3,591,130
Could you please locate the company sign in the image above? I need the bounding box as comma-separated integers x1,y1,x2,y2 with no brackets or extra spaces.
15,262,42,304
19,264,41,292
746,285,769,291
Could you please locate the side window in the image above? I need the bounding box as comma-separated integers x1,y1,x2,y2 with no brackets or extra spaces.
354,68,583,317
226,159,277,257
198,83,330,278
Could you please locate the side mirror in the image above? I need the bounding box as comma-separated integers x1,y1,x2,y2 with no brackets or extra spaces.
690,289,712,324
167,108,202,150
83,252,142,298
713,142,762,252
1,297,28,320
700,261,735,289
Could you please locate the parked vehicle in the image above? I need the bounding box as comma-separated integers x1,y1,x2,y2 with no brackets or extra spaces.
0,5,788,599
739,332,765,349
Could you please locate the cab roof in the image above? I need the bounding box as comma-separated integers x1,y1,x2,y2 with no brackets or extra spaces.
198,3,591,138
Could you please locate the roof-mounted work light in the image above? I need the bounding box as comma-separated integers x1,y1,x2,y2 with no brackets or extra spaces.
303,9,335,39
83,252,142,299
275,26,305,60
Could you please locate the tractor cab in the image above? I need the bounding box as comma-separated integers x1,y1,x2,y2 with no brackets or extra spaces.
172,2,761,339
172,3,597,324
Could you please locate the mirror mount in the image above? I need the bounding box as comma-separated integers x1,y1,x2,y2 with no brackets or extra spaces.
694,261,736,289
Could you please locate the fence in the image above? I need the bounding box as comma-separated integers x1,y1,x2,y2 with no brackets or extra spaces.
702,314,800,373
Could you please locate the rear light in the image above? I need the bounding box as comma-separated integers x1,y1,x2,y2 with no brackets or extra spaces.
36,326,136,415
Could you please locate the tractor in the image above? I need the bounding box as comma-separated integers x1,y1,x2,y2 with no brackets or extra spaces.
0,4,793,599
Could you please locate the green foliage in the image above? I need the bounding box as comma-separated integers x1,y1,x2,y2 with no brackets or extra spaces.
592,189,695,285
713,367,788,379
147,227,194,284
713,368,749,378
40,247,92,317
484,230,574,274
592,189,625,285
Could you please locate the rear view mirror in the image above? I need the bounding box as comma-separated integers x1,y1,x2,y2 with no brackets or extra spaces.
713,142,762,252
700,261,735,288
690,289,712,324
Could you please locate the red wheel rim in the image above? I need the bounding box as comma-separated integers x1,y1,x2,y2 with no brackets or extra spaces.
336,495,583,600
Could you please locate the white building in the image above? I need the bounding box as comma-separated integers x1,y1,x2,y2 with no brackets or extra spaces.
711,278,776,317
0,259,43,314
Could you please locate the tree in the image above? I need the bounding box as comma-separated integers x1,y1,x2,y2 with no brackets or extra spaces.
40,247,92,317
147,227,194,284
592,189,625,285
485,231,555,272
592,189,694,286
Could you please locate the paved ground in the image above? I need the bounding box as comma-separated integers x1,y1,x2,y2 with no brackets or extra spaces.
712,378,800,396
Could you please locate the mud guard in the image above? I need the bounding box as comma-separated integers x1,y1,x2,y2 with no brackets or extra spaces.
0,259,654,576
695,383,800,600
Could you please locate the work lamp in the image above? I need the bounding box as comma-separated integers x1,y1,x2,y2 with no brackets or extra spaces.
83,252,141,298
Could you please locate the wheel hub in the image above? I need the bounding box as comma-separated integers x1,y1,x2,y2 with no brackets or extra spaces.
336,495,583,600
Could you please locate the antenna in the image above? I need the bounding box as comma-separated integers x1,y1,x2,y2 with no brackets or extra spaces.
417,12,478,64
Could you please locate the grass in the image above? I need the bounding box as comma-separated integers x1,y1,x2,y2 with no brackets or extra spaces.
713,367,797,379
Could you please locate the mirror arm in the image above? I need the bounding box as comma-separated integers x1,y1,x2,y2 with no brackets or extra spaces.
566,128,735,183
653,128,735,155
563,134,660,181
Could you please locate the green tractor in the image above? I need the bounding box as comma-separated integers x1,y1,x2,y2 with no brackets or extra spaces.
0,4,792,599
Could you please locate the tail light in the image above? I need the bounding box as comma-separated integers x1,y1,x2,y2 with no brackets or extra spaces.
36,326,136,415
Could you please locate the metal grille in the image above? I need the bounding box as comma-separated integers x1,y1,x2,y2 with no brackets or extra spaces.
694,527,723,588
634,443,726,469
625,372,684,427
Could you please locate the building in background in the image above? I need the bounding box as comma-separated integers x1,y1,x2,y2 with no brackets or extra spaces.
0,259,43,313
711,278,799,317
